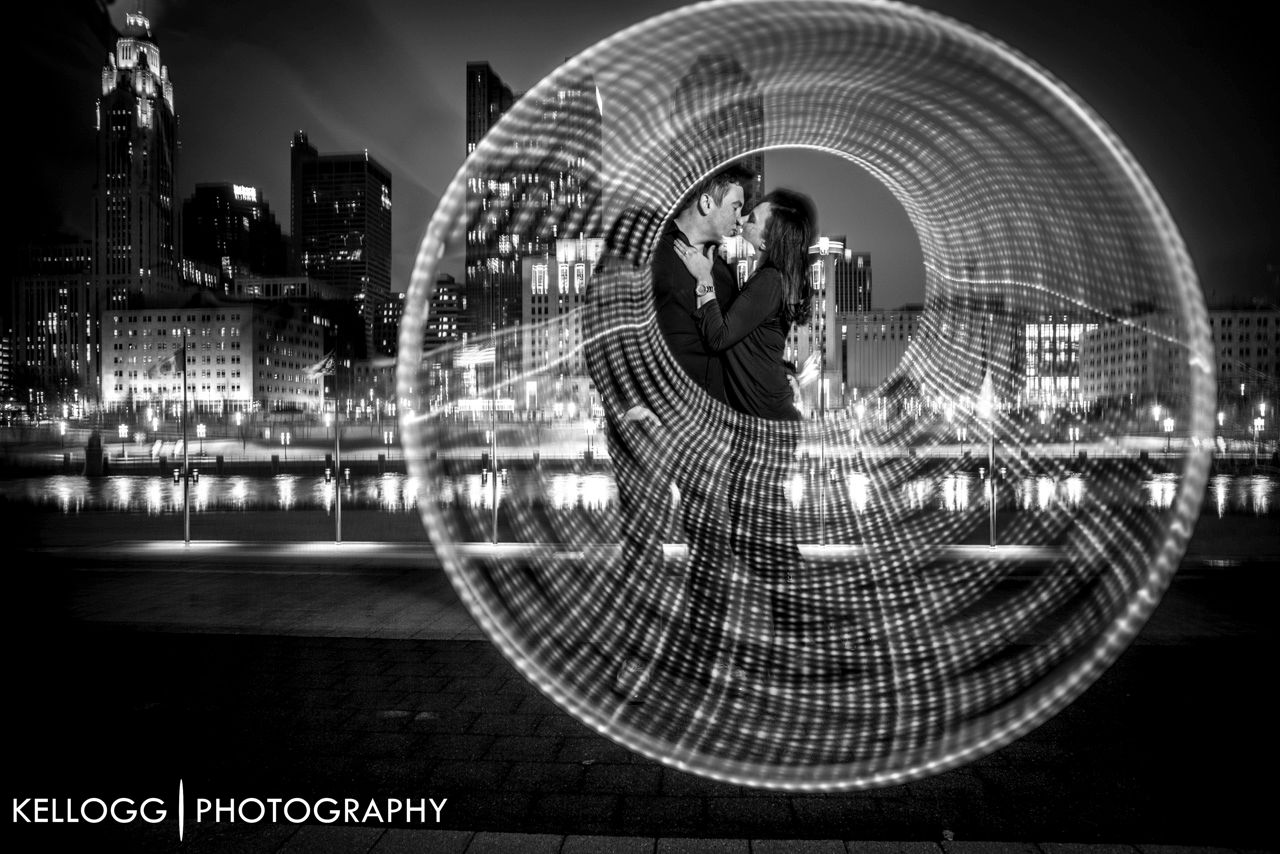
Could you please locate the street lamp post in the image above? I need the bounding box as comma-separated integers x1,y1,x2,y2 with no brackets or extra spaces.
1163,416,1174,454
1254,416,1265,466
1069,425,1080,458
118,423,128,458
281,431,291,460
197,422,206,455
958,425,968,457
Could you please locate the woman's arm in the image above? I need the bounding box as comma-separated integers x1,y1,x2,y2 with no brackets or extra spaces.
694,270,782,352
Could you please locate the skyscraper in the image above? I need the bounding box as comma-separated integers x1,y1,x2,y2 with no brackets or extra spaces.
182,183,289,290
835,249,872,313
463,62,602,340
93,10,181,308
289,131,392,358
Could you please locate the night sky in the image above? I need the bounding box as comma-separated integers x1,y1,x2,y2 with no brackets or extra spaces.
19,0,1277,310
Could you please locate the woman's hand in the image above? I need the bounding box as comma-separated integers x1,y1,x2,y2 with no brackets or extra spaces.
673,240,715,294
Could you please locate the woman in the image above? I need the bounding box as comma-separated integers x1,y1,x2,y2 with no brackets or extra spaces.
674,188,820,686
674,188,816,421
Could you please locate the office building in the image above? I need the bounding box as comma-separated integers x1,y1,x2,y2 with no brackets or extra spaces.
290,130,392,358
93,10,181,308
7,239,96,413
182,183,289,289
102,298,325,415
464,62,603,343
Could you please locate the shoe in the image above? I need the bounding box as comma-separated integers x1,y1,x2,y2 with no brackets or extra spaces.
613,657,652,702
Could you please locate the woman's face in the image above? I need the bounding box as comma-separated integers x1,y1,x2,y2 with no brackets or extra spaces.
741,202,772,252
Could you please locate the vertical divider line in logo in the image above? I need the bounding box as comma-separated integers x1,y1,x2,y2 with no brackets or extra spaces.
178,779,185,841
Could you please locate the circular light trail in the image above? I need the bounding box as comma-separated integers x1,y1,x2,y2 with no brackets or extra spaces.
397,0,1213,789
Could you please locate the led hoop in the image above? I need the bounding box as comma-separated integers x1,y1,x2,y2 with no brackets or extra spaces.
397,0,1212,790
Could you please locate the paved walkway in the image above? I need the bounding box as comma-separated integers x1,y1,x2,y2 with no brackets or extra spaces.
8,537,1275,853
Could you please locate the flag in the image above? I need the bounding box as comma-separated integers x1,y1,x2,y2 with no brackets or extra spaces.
146,348,185,379
306,351,336,377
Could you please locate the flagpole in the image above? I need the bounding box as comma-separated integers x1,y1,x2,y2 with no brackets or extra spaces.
491,323,499,545
335,352,343,544
182,324,190,545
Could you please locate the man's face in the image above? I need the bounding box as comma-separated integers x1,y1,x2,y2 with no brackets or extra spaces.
704,183,744,241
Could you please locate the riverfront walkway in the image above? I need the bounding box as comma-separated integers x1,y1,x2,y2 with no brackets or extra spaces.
8,511,1277,853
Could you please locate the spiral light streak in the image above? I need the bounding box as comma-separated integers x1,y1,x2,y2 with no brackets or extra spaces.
397,0,1212,789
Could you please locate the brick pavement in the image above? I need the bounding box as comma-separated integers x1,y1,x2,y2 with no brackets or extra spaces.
5,533,1276,853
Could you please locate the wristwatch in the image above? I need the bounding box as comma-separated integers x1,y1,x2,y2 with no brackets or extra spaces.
695,280,714,297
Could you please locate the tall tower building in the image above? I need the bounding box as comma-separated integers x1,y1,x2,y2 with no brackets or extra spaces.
93,10,181,308
182,183,288,290
289,130,393,358
463,62,603,342
835,249,872,313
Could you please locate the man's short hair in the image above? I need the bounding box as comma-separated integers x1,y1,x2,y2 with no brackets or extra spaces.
684,162,756,210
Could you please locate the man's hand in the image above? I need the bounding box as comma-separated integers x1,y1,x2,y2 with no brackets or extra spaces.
623,405,661,427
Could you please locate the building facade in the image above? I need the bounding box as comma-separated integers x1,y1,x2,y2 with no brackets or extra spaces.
102,300,325,415
843,306,923,399
7,240,97,414
181,183,289,289
1023,314,1100,407
94,11,181,308
517,237,604,417
289,131,392,358
1208,307,1278,405
464,62,603,346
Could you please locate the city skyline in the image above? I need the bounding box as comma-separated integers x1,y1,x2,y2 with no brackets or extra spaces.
18,0,1277,311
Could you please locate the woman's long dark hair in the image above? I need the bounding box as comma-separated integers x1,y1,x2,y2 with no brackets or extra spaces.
755,188,817,327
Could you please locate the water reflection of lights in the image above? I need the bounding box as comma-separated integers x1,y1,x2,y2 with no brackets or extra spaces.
51,477,77,513
1147,473,1178,510
1250,476,1272,515
379,473,402,510
546,473,612,510
113,476,133,509
5,472,1276,516
1064,475,1084,508
193,475,212,511
228,477,250,510
846,471,869,513
275,475,297,510
145,479,164,514
788,473,806,510
463,473,504,508
906,479,932,510
1212,474,1230,518
941,474,970,511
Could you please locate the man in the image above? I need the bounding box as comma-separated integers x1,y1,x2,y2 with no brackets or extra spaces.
606,164,753,699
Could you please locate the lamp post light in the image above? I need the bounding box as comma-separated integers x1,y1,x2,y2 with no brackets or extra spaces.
1163,416,1174,454
958,425,968,457
1069,425,1081,458
1254,416,1265,466
59,420,67,448
281,430,290,460
196,422,206,455
384,429,395,459
118,423,128,458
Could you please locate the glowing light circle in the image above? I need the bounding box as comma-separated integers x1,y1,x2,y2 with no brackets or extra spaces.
397,0,1213,790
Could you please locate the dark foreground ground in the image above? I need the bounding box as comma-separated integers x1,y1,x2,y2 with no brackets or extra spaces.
3,509,1277,853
